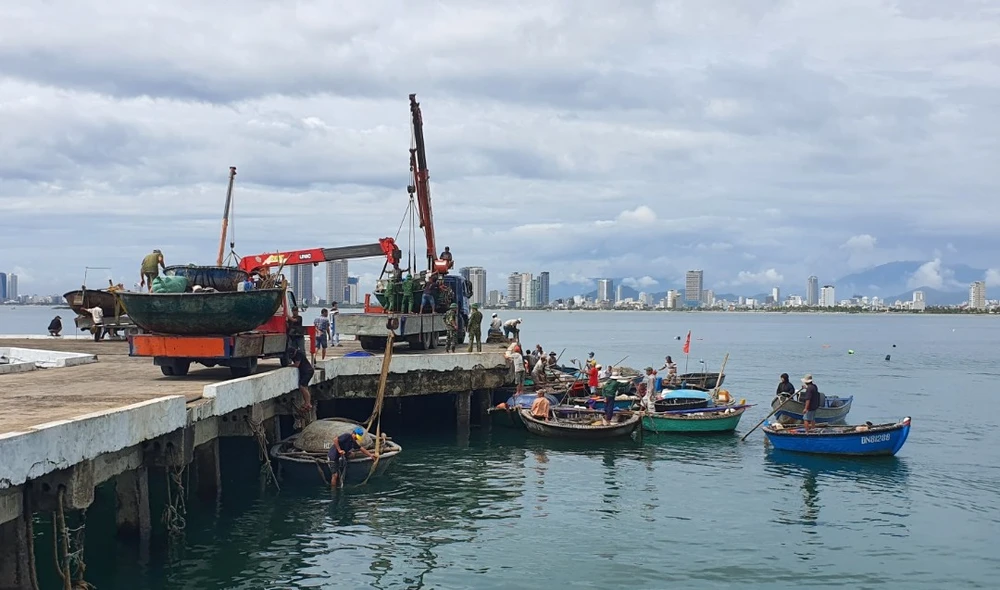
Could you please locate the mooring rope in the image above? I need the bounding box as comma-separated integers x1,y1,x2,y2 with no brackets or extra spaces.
162,465,187,538
247,416,280,491
361,331,395,485
50,488,94,590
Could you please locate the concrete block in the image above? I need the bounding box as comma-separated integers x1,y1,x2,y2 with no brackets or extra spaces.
194,440,221,502
202,368,313,417
34,460,95,511
0,396,188,489
143,427,194,468
0,346,97,369
217,402,276,438
0,361,36,375
91,446,144,487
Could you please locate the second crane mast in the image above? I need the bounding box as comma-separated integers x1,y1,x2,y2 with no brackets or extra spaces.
409,93,449,275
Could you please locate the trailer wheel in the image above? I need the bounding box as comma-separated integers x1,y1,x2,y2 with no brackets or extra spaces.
173,360,191,377
160,365,175,376
230,358,258,378
360,336,388,352
427,331,438,349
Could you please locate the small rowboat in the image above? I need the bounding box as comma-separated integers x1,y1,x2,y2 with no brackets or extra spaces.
675,371,725,389
771,393,853,425
118,288,284,335
63,289,122,317
487,392,562,429
763,417,911,457
654,388,714,412
269,417,403,485
641,405,750,434
519,408,640,440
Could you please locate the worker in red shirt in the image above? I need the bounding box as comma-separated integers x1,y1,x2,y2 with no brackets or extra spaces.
587,362,600,396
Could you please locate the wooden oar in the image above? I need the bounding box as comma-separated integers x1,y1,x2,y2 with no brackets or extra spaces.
712,353,729,399
741,395,795,441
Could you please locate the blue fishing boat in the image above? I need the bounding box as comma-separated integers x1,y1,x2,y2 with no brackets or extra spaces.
654,388,714,412
762,417,911,457
770,393,853,424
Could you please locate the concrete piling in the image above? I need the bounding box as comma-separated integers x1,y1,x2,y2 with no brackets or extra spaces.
194,440,222,503
0,489,31,590
115,467,152,543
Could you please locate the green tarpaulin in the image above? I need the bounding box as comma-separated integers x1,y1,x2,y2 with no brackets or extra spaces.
152,275,188,293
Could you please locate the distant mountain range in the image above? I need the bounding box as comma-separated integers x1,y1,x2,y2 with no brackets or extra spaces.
548,261,990,305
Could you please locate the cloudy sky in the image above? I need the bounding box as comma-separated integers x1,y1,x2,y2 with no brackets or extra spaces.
2,0,998,298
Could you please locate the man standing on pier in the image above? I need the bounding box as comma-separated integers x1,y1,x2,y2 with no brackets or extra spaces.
83,306,105,341
443,302,459,352
467,303,482,352
330,302,341,347
314,308,331,360
139,249,165,292
401,274,415,313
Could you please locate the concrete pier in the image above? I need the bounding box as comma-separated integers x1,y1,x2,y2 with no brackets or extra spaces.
0,337,512,586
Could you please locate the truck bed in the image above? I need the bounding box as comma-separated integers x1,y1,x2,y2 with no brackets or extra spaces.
337,312,453,351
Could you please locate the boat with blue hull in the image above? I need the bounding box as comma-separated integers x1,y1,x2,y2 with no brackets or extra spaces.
771,392,853,424
763,417,911,457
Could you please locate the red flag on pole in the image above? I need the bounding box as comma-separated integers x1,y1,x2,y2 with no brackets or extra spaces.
682,330,691,355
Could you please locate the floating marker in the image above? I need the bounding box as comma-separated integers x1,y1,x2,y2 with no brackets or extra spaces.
885,354,891,361
892,344,896,348
848,349,855,355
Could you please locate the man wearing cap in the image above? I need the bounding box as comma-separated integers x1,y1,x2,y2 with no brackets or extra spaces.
328,426,376,488
546,351,558,367
139,249,166,292
443,302,459,353
467,303,483,352
503,317,521,341
801,374,821,430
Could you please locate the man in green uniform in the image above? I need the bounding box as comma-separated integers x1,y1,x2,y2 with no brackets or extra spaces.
384,278,397,312
443,302,459,353
140,249,165,292
401,274,415,313
467,303,483,353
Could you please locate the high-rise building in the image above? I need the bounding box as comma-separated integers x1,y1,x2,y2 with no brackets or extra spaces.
0,272,6,301
529,277,541,307
771,287,780,305
806,276,819,306
539,271,550,306
488,290,501,306
615,284,625,304
290,264,314,304
7,273,17,301
704,289,715,307
666,289,679,309
463,267,487,306
969,281,987,310
912,291,925,303
507,273,522,307
520,273,533,307
347,276,360,305
597,279,613,302
685,270,703,304
821,285,836,307
326,260,349,304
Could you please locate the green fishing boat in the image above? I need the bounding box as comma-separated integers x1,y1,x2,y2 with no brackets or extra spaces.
641,405,749,434
118,288,284,335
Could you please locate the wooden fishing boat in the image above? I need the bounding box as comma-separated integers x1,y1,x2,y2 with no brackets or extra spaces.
653,389,714,412
488,392,562,428
642,405,749,434
118,288,284,335
771,393,853,424
519,408,640,440
269,417,403,485
763,417,911,456
63,289,121,317
162,265,249,292
674,372,725,389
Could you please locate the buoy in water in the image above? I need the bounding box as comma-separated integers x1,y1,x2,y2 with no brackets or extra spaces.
848,349,855,355
675,336,681,340
892,344,896,348
885,354,891,361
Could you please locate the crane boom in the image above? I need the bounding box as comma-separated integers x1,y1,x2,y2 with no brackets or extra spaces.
409,93,439,272
238,239,398,274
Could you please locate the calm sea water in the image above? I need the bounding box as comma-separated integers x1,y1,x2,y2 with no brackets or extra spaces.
4,307,1000,589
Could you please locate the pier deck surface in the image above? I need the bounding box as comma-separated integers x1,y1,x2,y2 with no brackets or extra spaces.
0,337,365,434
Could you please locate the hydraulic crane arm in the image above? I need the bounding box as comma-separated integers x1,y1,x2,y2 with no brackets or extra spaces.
238,238,399,274
409,93,449,274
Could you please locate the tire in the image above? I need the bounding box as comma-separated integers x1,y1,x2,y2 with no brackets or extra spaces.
160,365,175,376
428,331,438,349
229,358,258,378
360,336,388,352
173,360,191,377
456,330,466,345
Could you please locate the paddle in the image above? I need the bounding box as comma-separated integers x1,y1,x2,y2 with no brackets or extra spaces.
711,353,729,399
741,393,797,441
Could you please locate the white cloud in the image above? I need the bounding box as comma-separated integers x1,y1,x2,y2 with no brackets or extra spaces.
985,269,1000,287
622,276,659,289
732,268,784,286
906,258,955,290
841,234,877,251
616,206,657,225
